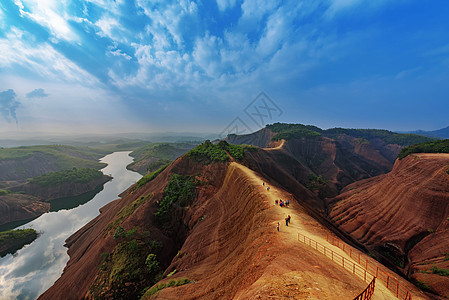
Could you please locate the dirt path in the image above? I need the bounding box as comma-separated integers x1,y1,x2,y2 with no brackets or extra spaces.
263,139,285,150
231,162,427,300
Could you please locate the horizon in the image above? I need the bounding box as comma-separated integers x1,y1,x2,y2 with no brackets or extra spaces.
1,1,449,135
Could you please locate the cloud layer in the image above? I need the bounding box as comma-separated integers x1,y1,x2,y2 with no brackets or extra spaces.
0,0,448,132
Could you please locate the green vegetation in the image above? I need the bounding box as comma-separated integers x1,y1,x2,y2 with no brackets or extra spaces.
325,128,433,146
141,278,190,298
154,174,196,224
305,173,327,191
398,139,449,159
105,194,152,235
267,123,321,141
128,142,197,174
265,122,433,146
135,164,169,189
240,144,258,152
29,167,104,187
187,140,228,163
431,266,449,277
0,228,38,257
416,280,434,293
0,189,10,196
0,145,108,170
186,140,245,163
90,227,163,299
146,159,171,173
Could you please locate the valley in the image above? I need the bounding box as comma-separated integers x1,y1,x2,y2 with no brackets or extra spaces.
2,124,448,299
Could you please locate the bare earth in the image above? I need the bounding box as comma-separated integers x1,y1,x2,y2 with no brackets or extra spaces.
152,162,428,299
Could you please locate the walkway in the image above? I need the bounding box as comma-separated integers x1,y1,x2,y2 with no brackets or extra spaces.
231,162,422,300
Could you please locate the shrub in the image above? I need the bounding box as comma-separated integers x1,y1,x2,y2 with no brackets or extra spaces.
398,139,449,159
154,174,196,224
431,266,449,277
141,278,191,298
187,140,229,163
135,164,169,189
0,189,10,196
145,254,160,274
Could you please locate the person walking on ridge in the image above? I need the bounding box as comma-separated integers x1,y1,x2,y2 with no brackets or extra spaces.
277,222,280,232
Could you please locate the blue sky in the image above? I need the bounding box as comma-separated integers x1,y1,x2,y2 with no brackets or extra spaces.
0,0,448,135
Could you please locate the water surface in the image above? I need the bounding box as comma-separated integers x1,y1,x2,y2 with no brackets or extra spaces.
0,151,141,299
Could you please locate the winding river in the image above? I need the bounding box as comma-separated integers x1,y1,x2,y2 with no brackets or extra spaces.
0,151,141,300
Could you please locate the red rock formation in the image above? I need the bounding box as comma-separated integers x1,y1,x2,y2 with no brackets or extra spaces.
329,153,449,298
0,194,49,225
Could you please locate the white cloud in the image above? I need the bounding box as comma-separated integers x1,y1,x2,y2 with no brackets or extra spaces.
95,16,120,38
15,0,78,42
216,0,238,11
136,0,198,49
109,49,132,60
0,28,99,86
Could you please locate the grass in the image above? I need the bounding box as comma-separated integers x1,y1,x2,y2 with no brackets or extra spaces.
416,280,433,293
135,164,169,189
141,278,190,298
431,266,449,277
105,194,152,235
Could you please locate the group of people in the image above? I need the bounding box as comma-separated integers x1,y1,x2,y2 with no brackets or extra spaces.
276,215,291,231
262,182,293,232
274,199,289,207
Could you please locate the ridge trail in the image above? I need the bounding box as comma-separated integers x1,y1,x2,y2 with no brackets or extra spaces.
231,162,426,300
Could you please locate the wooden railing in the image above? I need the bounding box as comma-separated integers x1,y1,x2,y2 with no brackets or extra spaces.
327,234,412,300
297,232,376,300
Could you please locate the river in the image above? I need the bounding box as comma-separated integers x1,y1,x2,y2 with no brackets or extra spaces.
0,151,141,300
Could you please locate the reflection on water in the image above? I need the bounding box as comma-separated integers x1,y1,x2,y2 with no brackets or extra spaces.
49,184,105,212
0,152,141,300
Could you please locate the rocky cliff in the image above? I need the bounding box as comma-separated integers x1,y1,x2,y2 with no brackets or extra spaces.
329,153,449,298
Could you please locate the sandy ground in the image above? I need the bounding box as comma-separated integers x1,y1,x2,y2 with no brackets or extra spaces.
232,162,428,300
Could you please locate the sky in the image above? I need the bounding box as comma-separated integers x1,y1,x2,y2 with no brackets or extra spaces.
0,0,448,136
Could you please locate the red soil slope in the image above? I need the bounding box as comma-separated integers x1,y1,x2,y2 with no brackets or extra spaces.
39,153,418,299
329,154,449,298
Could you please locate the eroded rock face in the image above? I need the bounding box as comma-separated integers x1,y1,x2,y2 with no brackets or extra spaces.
0,194,50,225
329,153,449,297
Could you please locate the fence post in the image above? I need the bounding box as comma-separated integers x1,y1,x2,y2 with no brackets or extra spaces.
365,259,368,270
364,270,366,282
376,266,378,278
387,276,389,288
353,263,356,274
342,257,345,268
396,283,399,297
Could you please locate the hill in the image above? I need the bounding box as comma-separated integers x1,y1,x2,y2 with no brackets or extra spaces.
0,145,112,228
402,125,449,139
226,123,432,202
0,145,109,181
39,142,426,299
329,153,449,298
127,143,198,175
